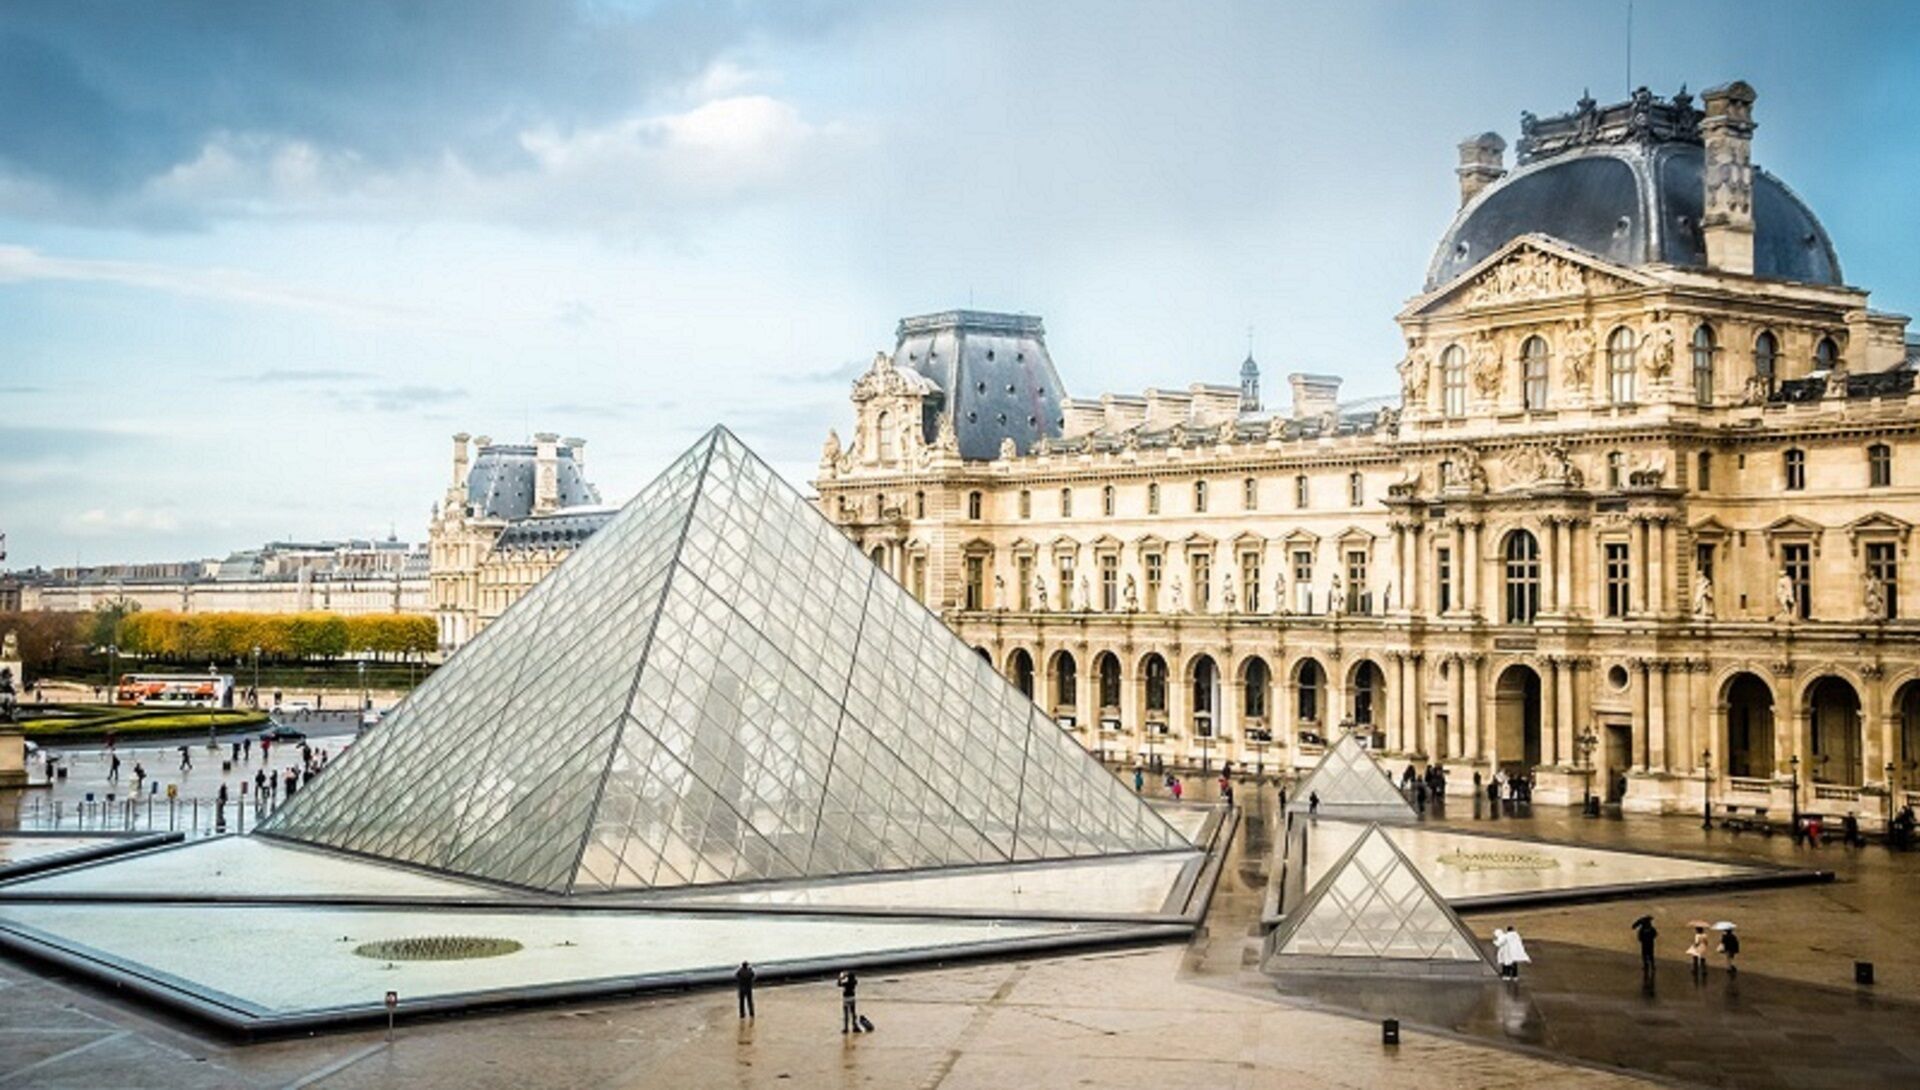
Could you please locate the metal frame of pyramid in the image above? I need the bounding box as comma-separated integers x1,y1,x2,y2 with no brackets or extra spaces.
262,426,1188,894
1287,730,1416,820
1266,822,1495,977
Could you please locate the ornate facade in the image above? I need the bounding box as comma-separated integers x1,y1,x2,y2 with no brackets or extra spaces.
818,83,1920,827
428,432,612,651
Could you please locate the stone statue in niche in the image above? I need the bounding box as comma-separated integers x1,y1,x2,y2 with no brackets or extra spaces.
1123,574,1139,613
1470,337,1501,398
1865,575,1888,622
1221,573,1237,613
1032,576,1048,613
1400,347,1431,405
1168,576,1185,614
1076,575,1091,612
1563,321,1596,388
1328,573,1346,615
1648,324,1676,382
994,574,1006,612
1775,571,1798,619
1692,572,1714,618
1273,573,1290,615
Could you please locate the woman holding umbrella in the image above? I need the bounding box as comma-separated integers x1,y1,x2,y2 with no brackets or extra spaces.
1714,921,1740,973
1686,922,1712,978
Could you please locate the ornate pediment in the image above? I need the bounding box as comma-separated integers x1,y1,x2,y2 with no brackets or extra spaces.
851,351,938,403
1407,236,1649,317
1845,512,1912,554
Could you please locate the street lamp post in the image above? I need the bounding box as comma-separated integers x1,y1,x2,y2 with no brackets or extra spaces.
1790,753,1802,836
1577,725,1599,816
358,655,370,726
251,645,262,708
1701,748,1713,831
1887,761,1897,832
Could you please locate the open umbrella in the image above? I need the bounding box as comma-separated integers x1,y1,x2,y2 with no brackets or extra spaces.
1712,921,1737,931
1687,920,1712,929
1631,915,1654,930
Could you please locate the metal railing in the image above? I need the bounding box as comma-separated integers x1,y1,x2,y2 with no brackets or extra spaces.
12,792,282,838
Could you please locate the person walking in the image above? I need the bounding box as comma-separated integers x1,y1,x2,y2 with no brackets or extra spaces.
837,969,860,1033
1632,916,1658,973
1493,926,1531,981
1715,923,1740,973
1133,766,1145,793
178,745,192,772
735,961,756,1019
108,754,121,782
1170,777,1184,802
1686,925,1711,978
1308,791,1320,816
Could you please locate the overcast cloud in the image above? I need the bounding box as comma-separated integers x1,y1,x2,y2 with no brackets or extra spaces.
2,1,1917,568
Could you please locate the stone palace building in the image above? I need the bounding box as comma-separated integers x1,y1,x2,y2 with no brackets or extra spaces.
816,83,1920,826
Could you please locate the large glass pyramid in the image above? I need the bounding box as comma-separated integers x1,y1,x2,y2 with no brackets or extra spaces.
1288,732,1415,820
262,427,1186,894
1268,823,1492,975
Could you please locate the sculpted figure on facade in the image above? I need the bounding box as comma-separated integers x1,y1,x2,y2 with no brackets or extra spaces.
1168,576,1185,614
932,412,959,455
1076,574,1091,612
998,437,1018,461
993,574,1006,612
1328,572,1346,615
1692,572,1714,618
1220,573,1237,613
1272,572,1289,615
1463,247,1589,308
1648,323,1676,383
1563,321,1596,388
1032,575,1048,613
821,429,843,467
1217,418,1237,446
1775,571,1798,619
1865,573,1888,621
1123,574,1139,613
1470,336,1501,398
1399,346,1430,406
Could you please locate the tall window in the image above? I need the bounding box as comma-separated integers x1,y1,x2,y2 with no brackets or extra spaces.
1437,546,1453,613
1099,553,1118,611
967,491,983,520
1243,477,1258,510
1815,335,1839,372
1867,542,1899,618
1503,530,1541,624
1697,451,1713,492
1191,552,1212,611
1016,555,1033,611
1055,655,1076,708
1056,555,1075,611
1607,326,1637,405
1297,660,1323,723
1869,443,1892,488
1346,549,1369,613
1240,552,1262,613
1098,656,1121,710
1692,324,1716,405
914,491,926,518
1145,656,1168,716
1694,542,1715,593
1193,480,1208,513
1243,659,1269,719
1607,451,1624,490
1754,330,1778,395
1522,335,1549,410
911,555,927,602
1348,472,1365,507
1604,542,1631,618
1442,345,1467,417
1018,489,1032,518
1292,549,1314,613
964,554,985,611
1102,484,1115,516
1294,474,1310,509
1144,551,1163,611
1147,482,1161,515
1782,543,1812,620
1059,488,1073,517
1784,448,1806,491
876,410,896,461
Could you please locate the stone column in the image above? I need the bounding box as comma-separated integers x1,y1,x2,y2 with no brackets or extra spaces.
1632,519,1650,615
1447,655,1463,760
1632,659,1651,770
1451,522,1467,615
1648,519,1666,615
1464,655,1483,761
1464,520,1482,617
1555,656,1576,767
1385,652,1405,753
1863,666,1887,790
1555,519,1574,616
1408,525,1424,613
1648,660,1668,773
1541,516,1559,614
1409,653,1428,758
1168,658,1191,766
1541,656,1560,765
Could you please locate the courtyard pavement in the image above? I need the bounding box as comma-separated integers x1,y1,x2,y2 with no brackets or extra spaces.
0,764,1916,1087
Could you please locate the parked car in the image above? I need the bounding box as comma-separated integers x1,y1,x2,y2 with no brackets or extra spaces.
262,724,307,742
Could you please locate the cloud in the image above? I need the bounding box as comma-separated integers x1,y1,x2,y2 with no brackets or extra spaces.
0,422,146,460
61,506,182,536
0,243,405,319
341,385,468,413
250,368,374,384
785,357,869,385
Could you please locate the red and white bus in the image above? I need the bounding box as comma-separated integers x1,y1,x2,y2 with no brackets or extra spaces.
116,674,235,708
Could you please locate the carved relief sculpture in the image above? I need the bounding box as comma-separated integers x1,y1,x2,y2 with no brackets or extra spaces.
1692,572,1714,618
1563,321,1596,390
1648,323,1676,383
1400,346,1430,406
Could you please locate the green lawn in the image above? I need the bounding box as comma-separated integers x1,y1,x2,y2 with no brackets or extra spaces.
19,703,270,742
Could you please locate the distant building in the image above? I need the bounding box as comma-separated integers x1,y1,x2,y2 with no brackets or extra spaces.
21,538,428,616
428,433,613,650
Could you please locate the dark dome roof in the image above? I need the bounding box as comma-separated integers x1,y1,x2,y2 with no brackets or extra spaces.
1426,142,1842,290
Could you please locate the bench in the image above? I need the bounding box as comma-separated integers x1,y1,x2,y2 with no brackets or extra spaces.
1715,803,1774,834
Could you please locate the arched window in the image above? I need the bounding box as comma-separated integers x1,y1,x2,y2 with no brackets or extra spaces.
1503,530,1541,624
1348,471,1365,507
1442,345,1467,417
1784,448,1806,491
1692,324,1716,405
1869,443,1893,488
1193,480,1208,513
1296,660,1323,724
1097,654,1122,710
1754,330,1778,395
1101,484,1115,516
1147,482,1161,515
1054,653,1077,708
1607,327,1637,405
1243,658,1270,719
1145,655,1168,715
967,491,983,520
1815,335,1840,372
1521,335,1549,410
875,411,896,461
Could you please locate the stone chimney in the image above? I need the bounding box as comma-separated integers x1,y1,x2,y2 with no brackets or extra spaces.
1700,81,1757,275
451,432,471,489
1456,133,1507,207
533,432,560,515
1289,373,1342,420
564,437,586,477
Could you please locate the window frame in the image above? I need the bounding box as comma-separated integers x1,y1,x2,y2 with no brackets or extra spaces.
1607,326,1637,405
1503,530,1541,624
1692,323,1716,406
1442,345,1467,417
1521,334,1550,411
1784,448,1807,492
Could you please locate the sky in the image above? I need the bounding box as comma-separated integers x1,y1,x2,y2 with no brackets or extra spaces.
3,0,1918,570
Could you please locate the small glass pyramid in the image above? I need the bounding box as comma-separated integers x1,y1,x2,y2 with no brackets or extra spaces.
1269,823,1492,974
263,427,1187,893
1288,731,1416,819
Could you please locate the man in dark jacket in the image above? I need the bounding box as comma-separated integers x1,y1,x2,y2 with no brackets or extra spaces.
838,969,859,1033
735,961,756,1019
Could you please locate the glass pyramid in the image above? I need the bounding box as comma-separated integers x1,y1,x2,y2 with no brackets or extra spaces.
263,427,1187,893
1288,732,1415,819
1269,823,1492,973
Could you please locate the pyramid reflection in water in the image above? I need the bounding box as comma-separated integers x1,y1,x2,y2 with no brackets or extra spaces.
263,427,1187,894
